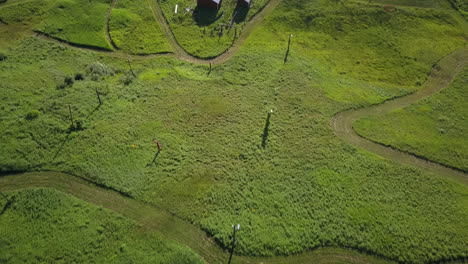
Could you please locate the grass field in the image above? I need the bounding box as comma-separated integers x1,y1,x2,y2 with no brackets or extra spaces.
109,0,171,54
354,67,468,172
1,0,468,263
0,188,203,263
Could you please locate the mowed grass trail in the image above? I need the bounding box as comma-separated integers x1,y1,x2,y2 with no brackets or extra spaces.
354,66,468,172
0,188,204,264
109,0,171,54
0,0,468,263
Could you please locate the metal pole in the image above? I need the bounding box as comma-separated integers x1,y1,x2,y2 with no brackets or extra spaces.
228,224,240,264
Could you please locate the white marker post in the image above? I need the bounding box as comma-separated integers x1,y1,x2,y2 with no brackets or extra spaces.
175,4,178,14
228,224,240,264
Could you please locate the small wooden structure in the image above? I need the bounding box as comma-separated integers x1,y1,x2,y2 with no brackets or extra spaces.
238,0,251,7
197,0,222,9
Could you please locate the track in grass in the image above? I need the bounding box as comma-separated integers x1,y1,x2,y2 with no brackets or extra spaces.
105,0,119,50
19,0,283,65
0,171,394,264
331,48,468,184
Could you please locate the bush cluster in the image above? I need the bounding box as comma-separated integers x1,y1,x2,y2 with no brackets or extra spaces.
25,110,40,120
57,76,74,89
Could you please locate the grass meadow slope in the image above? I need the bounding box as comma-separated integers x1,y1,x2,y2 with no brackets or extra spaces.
0,188,204,264
0,0,468,263
109,0,171,54
354,67,468,172
0,0,113,50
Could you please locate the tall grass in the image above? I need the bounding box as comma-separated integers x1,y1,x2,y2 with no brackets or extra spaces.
109,0,171,54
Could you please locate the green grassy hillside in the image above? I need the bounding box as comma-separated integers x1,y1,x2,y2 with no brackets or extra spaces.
38,0,112,50
109,0,171,54
0,188,203,263
354,67,468,171
0,0,467,263
0,0,112,50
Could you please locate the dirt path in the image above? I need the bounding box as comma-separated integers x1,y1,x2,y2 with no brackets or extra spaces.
105,0,120,51
145,0,283,64
331,48,468,184
0,171,393,264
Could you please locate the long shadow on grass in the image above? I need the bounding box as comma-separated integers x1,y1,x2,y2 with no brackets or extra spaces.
0,193,14,216
261,112,272,149
85,105,101,120
146,150,161,167
52,132,72,161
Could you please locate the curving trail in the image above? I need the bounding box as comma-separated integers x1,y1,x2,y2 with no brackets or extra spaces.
105,0,120,51
145,0,283,64
331,48,468,184
0,171,393,264
26,0,283,65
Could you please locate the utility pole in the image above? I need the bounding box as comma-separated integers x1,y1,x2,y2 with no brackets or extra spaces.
228,224,240,264
127,58,136,77
208,62,212,76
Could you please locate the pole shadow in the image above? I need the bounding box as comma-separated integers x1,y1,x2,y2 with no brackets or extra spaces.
0,194,14,216
85,104,101,120
52,132,71,161
284,37,291,64
146,150,161,167
261,112,272,149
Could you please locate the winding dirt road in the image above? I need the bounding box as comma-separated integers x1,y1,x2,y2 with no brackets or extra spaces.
0,172,393,264
331,48,468,184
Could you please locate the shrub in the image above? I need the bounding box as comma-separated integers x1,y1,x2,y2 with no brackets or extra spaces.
57,76,74,89
74,119,83,130
120,72,135,86
64,76,74,86
0,52,6,61
74,73,84,81
25,110,40,120
88,62,114,81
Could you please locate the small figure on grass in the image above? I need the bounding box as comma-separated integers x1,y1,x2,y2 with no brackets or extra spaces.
147,139,163,166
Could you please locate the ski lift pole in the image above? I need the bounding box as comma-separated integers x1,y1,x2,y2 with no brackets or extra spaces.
228,224,240,264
